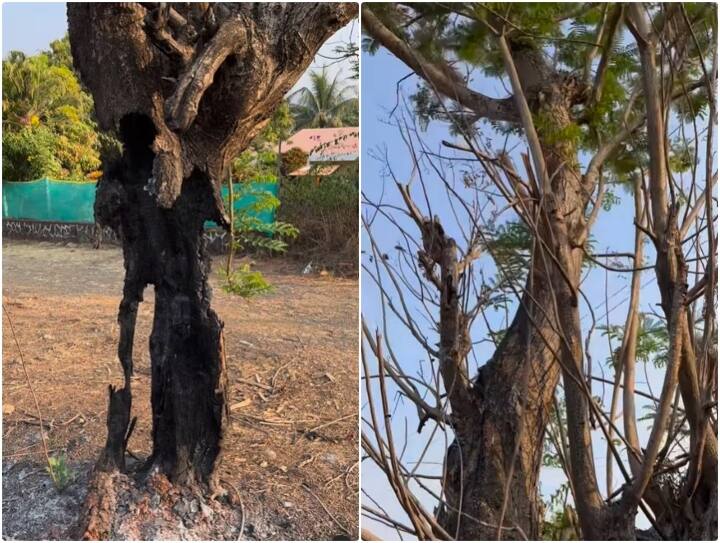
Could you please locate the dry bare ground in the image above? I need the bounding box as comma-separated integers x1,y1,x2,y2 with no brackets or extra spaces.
2,240,358,540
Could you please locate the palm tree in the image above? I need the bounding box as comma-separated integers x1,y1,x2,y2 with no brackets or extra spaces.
2,47,89,130
288,68,357,128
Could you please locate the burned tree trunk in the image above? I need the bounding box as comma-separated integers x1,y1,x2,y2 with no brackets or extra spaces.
67,2,355,531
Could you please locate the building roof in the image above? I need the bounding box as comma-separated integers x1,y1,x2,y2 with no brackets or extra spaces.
280,127,358,163
287,164,342,177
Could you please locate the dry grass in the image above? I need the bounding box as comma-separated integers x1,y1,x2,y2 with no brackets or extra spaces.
2,240,358,540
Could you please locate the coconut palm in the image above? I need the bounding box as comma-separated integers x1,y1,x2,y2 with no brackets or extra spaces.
288,68,357,128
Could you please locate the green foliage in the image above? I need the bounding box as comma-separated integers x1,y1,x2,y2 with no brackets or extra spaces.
533,111,582,148
2,36,101,181
222,99,300,297
542,506,580,541
601,189,621,211
3,126,63,180
334,41,360,79
668,141,696,173
221,264,274,298
260,100,295,144
278,164,358,269
231,101,294,181
289,68,358,129
542,397,567,469
365,1,716,182
484,221,532,292
222,183,297,297
46,36,73,69
47,453,73,491
232,149,279,181
541,455,579,539
228,183,299,255
600,314,670,369
280,147,309,175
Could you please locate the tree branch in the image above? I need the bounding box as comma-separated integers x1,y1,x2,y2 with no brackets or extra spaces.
164,15,251,132
361,5,518,123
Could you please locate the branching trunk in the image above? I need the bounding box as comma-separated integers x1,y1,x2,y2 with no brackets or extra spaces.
67,2,356,530
618,5,718,538
433,42,599,540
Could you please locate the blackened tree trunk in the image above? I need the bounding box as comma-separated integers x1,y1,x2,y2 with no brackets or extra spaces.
67,2,356,491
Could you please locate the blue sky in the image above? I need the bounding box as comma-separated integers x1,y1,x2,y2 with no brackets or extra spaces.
359,40,680,539
2,3,66,55
1,2,358,95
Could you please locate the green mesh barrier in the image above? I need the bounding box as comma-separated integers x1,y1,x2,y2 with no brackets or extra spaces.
3,178,96,223
3,178,278,227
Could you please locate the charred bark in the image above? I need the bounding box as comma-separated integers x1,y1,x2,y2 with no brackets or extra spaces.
94,112,231,486
67,0,356,502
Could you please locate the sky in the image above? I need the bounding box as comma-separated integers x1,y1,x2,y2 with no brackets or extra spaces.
358,32,696,539
1,2,358,95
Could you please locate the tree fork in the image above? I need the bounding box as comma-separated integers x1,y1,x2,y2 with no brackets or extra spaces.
67,2,356,537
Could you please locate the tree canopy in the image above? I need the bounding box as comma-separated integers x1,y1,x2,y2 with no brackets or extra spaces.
2,36,101,181
289,68,358,128
361,2,716,540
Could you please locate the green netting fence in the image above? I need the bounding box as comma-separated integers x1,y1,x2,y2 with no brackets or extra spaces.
2,177,278,227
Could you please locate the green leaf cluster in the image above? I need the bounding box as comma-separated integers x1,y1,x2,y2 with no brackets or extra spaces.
47,453,73,491
289,68,358,129
221,264,274,298
231,101,295,182
600,314,670,369
2,36,101,181
227,184,299,255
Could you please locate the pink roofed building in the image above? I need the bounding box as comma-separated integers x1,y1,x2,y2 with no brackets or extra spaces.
280,127,358,176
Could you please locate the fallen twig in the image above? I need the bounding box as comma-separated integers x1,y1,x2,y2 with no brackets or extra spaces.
235,378,273,391
271,361,293,389
3,303,56,485
307,413,355,433
301,482,351,536
221,478,246,541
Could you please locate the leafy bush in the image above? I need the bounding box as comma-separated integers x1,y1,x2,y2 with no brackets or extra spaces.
222,181,298,297
220,264,274,297
280,147,309,175
278,163,358,272
232,149,278,181
2,126,63,181
2,37,102,181
228,182,298,254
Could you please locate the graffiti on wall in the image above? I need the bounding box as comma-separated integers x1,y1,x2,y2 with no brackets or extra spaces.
204,228,230,253
3,219,119,244
4,219,230,253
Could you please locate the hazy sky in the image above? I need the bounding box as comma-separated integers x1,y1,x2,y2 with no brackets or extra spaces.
1,2,358,94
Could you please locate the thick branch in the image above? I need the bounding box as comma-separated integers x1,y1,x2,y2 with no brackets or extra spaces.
362,5,518,123
164,15,251,132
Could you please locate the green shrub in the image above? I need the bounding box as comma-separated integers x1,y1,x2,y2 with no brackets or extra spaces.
278,163,358,272
220,264,274,297
222,182,298,297
2,126,63,181
280,147,309,175
228,182,298,255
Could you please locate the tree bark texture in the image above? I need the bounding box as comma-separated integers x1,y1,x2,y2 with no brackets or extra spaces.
433,44,603,540
625,6,718,537
67,2,356,488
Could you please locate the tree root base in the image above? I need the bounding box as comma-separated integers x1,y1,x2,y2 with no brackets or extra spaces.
80,469,244,541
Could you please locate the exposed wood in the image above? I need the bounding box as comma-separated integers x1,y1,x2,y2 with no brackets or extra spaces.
66,2,356,535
